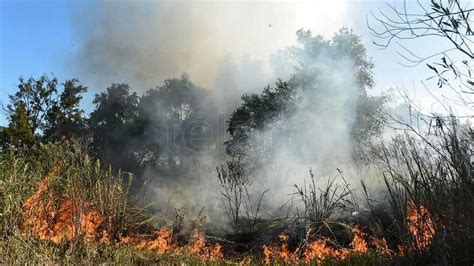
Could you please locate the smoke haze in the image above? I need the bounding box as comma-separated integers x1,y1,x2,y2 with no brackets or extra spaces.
68,0,386,224
70,0,348,90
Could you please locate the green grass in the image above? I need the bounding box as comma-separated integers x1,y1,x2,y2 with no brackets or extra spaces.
2,128,471,264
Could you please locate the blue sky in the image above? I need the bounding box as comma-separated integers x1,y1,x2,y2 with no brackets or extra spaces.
1,0,74,90
0,0,97,125
0,0,457,126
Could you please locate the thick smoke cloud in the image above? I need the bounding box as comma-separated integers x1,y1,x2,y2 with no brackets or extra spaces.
68,0,382,225
250,50,362,209
70,0,348,91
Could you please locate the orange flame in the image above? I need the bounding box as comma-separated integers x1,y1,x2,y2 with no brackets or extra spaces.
187,229,223,261
263,226,397,264
350,226,368,253
20,162,110,244
19,163,61,241
370,236,393,256
135,228,176,254
304,237,341,262
20,164,223,263
21,164,439,262
263,233,301,264
407,200,435,251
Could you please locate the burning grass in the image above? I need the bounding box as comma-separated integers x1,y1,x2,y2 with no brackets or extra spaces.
406,200,435,252
18,161,113,245
1,125,472,264
263,225,401,264
0,142,226,264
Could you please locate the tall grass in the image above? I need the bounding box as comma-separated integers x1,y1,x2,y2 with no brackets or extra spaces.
0,140,151,263
1,119,473,264
374,117,474,263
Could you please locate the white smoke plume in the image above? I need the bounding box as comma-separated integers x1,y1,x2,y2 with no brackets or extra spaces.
68,0,385,226
70,0,348,91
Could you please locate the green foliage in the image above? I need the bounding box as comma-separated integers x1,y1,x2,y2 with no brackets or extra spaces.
88,74,216,178
89,83,140,173
43,79,88,141
0,75,87,147
134,74,213,175
226,28,387,153
226,80,296,152
1,102,36,147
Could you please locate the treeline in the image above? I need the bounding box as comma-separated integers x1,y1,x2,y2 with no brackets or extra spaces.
0,74,220,179
0,28,386,185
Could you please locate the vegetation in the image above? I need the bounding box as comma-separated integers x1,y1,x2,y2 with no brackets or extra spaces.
226,29,387,154
1,76,87,148
1,0,473,263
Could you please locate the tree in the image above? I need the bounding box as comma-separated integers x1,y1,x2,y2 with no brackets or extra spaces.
135,74,213,176
1,75,87,147
89,83,139,172
1,101,36,148
226,29,386,154
226,80,296,152
89,75,217,179
292,28,374,91
5,75,58,134
43,79,88,140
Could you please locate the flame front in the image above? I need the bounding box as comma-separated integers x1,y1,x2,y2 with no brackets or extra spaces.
350,226,368,253
187,230,223,261
134,228,176,254
18,164,437,263
20,163,110,244
263,226,397,264
407,200,435,251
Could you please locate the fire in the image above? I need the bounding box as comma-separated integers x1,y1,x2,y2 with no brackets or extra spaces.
303,237,341,262
19,163,61,241
263,233,300,264
18,164,437,263
19,163,223,262
187,230,223,261
131,228,223,261
264,226,396,264
350,226,368,253
20,163,110,244
406,200,435,251
239,256,252,265
261,201,436,265
23,195,109,244
135,228,176,254
370,236,392,256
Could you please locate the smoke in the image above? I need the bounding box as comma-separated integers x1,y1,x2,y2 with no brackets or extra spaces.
70,0,348,90
249,45,363,209
68,0,386,226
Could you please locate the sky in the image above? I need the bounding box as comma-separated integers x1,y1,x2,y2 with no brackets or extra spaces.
0,0,464,126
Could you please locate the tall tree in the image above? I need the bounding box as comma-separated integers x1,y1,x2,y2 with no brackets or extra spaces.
1,75,87,147
227,29,386,153
226,80,296,152
135,74,213,176
89,83,139,172
1,101,36,148
43,79,87,140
